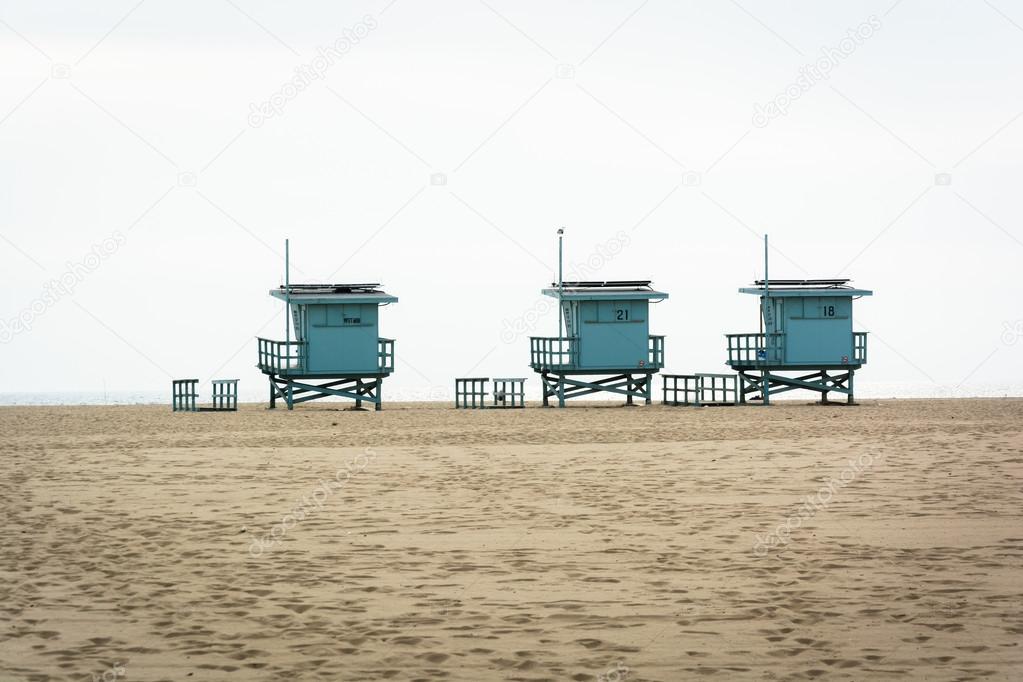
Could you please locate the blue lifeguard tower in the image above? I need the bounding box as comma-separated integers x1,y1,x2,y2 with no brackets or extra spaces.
725,237,872,404
529,230,667,407
256,242,397,410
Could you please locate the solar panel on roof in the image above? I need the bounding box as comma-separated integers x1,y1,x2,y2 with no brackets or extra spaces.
754,278,851,287
279,283,384,294
551,280,652,288
605,280,652,287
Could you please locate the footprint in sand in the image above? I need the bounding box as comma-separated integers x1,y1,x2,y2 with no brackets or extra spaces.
416,652,449,663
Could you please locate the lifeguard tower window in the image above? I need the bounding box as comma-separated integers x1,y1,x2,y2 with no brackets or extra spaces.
784,297,851,320
586,301,642,323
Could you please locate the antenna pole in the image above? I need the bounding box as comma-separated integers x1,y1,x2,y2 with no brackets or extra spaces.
285,239,291,364
557,228,564,340
763,233,771,401
760,234,768,336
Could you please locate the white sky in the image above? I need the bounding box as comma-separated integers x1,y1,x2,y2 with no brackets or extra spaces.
1,0,1021,401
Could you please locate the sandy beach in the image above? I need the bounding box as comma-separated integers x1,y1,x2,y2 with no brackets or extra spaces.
1,398,1021,681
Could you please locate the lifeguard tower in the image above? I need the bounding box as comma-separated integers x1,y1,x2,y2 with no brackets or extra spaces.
529,230,667,407
725,237,871,404
256,242,397,410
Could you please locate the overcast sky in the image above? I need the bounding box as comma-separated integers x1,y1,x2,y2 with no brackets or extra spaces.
1,0,1021,402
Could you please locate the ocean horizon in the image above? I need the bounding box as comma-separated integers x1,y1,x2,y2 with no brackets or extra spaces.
1,382,1021,406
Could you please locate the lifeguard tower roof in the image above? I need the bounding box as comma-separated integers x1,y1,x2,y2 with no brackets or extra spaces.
739,279,871,298
269,283,398,304
541,280,668,301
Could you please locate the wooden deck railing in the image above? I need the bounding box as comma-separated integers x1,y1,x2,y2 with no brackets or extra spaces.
378,338,395,373
726,331,869,366
529,335,665,371
257,338,306,373
258,337,396,374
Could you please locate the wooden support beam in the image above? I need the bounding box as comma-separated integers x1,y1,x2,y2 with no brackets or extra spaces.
536,371,653,406
266,374,384,409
